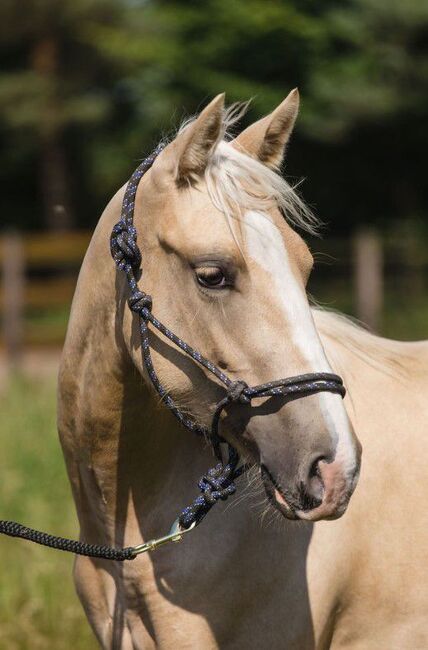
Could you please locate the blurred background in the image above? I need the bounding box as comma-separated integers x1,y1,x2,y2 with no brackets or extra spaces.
0,0,427,647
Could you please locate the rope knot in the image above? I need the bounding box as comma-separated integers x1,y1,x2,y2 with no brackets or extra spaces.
200,463,237,503
227,380,250,404
178,459,239,528
110,220,142,271
128,291,152,314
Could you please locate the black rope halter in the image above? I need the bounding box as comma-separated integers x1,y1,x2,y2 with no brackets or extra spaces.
0,145,345,561
110,144,345,529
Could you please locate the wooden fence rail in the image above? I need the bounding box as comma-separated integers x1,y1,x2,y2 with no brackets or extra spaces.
0,231,91,367
1,229,427,371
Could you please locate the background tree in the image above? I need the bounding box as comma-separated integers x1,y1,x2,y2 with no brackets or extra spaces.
0,0,426,233
0,0,123,229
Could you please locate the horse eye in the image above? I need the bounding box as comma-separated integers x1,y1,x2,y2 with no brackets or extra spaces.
195,266,228,289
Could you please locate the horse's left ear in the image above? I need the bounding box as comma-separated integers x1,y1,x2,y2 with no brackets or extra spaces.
232,89,299,170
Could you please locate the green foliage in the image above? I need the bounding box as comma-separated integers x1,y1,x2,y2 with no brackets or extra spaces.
304,0,428,137
0,0,427,231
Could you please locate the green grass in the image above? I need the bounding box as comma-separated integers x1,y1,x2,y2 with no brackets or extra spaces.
0,377,95,650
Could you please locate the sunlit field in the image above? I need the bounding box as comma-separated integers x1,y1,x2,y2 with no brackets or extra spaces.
0,377,94,650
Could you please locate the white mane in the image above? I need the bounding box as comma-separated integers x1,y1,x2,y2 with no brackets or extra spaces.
177,103,320,235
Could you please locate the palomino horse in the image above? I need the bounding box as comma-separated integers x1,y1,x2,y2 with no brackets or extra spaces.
58,91,428,648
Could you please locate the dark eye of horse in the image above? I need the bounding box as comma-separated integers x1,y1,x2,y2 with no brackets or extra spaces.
195,266,228,289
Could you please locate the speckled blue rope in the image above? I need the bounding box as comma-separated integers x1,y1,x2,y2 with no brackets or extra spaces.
110,145,346,530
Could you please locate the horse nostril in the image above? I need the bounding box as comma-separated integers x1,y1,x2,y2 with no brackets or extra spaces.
304,456,327,506
309,457,323,479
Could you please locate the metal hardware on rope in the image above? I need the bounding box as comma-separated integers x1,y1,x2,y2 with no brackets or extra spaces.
132,519,196,555
0,143,346,561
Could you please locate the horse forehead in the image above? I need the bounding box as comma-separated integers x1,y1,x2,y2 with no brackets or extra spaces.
157,184,240,251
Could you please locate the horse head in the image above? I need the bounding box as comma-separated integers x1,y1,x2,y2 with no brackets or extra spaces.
121,91,361,522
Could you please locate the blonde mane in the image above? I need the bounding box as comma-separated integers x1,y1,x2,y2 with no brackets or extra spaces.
313,308,417,380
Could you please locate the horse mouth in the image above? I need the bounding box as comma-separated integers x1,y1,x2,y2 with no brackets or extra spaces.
260,464,323,521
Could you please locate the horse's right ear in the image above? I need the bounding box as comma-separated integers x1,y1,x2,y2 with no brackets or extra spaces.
232,89,299,170
159,94,225,186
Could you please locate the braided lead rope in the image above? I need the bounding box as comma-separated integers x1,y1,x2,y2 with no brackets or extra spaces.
0,521,137,561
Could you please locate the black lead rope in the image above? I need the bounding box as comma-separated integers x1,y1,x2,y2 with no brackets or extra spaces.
0,521,137,560
0,145,345,561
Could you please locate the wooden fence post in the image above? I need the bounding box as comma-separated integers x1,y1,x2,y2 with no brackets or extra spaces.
1,231,25,371
353,228,383,332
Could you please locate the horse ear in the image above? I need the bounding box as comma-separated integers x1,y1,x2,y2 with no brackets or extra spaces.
232,89,299,170
170,94,225,185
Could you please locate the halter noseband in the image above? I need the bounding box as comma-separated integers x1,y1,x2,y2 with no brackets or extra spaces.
110,144,345,530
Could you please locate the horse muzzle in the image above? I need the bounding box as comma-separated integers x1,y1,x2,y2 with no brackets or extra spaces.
261,439,362,522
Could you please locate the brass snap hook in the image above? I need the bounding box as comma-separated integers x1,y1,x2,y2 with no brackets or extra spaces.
132,519,197,556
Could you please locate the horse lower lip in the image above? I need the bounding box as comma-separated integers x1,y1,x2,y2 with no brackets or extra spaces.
274,488,290,509
260,467,296,517
268,486,298,519
261,465,324,517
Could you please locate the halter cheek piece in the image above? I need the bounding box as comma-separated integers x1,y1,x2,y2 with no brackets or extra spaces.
0,145,345,562
110,144,345,530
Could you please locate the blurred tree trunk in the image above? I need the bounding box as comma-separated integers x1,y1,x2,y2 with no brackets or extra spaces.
32,37,74,231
